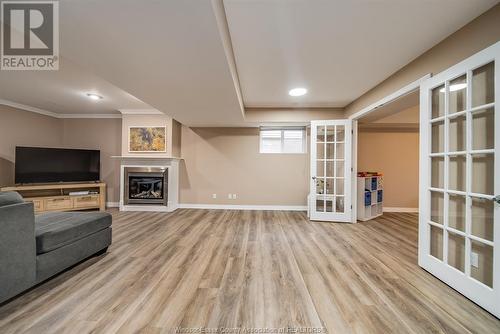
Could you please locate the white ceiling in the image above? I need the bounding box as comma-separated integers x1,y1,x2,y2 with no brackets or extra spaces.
57,0,244,126
224,0,498,108
0,0,497,125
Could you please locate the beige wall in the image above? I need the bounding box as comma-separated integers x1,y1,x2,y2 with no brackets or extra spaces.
171,119,182,158
179,126,309,206
0,107,122,203
358,130,419,208
0,105,63,187
62,119,122,203
345,4,500,117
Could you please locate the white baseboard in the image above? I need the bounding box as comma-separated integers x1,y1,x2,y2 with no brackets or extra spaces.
178,203,307,211
383,207,419,213
106,202,120,208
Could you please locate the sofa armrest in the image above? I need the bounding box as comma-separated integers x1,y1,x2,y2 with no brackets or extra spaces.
0,202,36,303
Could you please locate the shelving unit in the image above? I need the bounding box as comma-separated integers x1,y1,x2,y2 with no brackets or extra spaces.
357,174,383,221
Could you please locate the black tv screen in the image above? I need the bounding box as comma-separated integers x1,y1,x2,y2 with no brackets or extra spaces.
15,147,100,184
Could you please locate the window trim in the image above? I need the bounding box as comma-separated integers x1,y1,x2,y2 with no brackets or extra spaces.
259,127,307,154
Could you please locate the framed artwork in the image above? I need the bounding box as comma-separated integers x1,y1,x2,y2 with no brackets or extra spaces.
128,126,167,152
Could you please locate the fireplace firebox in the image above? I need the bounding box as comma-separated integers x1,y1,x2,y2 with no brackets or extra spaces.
124,167,168,205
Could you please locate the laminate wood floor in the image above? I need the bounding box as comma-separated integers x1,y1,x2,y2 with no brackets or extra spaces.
0,210,499,334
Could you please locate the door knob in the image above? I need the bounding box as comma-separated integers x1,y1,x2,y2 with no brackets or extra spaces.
312,176,317,180
492,195,500,204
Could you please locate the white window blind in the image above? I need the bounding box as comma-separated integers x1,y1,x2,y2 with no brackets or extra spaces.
259,127,306,154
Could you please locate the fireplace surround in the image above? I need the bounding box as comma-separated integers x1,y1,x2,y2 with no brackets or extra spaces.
124,167,167,206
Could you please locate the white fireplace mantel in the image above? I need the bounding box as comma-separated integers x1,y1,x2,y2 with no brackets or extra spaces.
114,156,181,212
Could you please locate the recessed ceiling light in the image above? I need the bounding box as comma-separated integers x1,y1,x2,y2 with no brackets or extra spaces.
439,83,467,93
86,93,103,101
289,87,307,96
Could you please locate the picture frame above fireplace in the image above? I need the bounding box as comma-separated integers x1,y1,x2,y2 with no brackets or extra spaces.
128,126,167,152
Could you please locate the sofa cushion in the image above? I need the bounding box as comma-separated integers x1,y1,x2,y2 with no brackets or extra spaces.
0,191,24,207
35,211,112,254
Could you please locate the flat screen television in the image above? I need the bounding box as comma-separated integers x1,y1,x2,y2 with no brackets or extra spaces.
15,146,100,184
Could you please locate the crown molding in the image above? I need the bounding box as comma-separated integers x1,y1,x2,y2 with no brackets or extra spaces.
60,113,122,119
118,109,163,115
0,99,122,119
0,99,59,118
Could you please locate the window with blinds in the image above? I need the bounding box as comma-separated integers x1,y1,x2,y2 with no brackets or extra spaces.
259,127,306,154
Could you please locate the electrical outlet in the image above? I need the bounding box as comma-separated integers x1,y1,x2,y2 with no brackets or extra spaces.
471,252,479,268
228,194,232,199
233,194,237,199
212,194,217,199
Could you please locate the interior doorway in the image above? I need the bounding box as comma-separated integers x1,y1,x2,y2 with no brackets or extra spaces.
356,90,420,217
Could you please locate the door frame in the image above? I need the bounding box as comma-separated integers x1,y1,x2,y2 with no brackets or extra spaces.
348,74,431,223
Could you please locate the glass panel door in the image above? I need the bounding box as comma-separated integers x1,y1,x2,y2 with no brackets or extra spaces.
419,42,500,318
310,120,352,222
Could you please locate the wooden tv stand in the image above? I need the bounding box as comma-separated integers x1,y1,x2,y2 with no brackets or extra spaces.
0,182,106,214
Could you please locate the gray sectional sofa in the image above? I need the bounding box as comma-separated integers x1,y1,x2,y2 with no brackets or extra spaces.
0,191,112,304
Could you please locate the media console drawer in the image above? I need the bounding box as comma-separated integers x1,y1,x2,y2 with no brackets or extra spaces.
45,197,73,211
73,195,100,208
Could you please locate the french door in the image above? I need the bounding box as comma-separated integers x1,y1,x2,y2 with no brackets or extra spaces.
419,42,500,317
310,120,352,222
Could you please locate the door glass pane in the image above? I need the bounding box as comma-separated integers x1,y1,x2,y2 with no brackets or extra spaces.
336,143,344,159
449,75,467,114
430,225,443,260
432,84,445,119
431,191,444,224
336,126,345,142
448,195,465,232
448,232,465,272
326,126,335,142
472,108,494,150
325,161,334,177
472,62,494,107
326,143,334,159
471,154,494,195
316,199,325,212
325,200,333,212
471,197,494,241
431,157,444,189
316,178,324,194
449,116,466,152
432,121,444,153
317,143,325,159
317,126,326,142
336,179,344,195
325,179,334,195
336,161,344,178
470,241,493,288
316,163,324,177
449,155,466,192
336,197,344,213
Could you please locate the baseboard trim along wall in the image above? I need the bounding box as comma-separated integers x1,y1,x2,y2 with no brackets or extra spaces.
179,203,308,211
108,202,415,213
383,207,419,213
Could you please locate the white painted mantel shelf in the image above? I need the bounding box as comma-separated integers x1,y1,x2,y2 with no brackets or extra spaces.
114,155,181,212
111,156,183,160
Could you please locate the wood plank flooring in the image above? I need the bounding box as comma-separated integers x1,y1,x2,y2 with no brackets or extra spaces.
0,210,499,333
